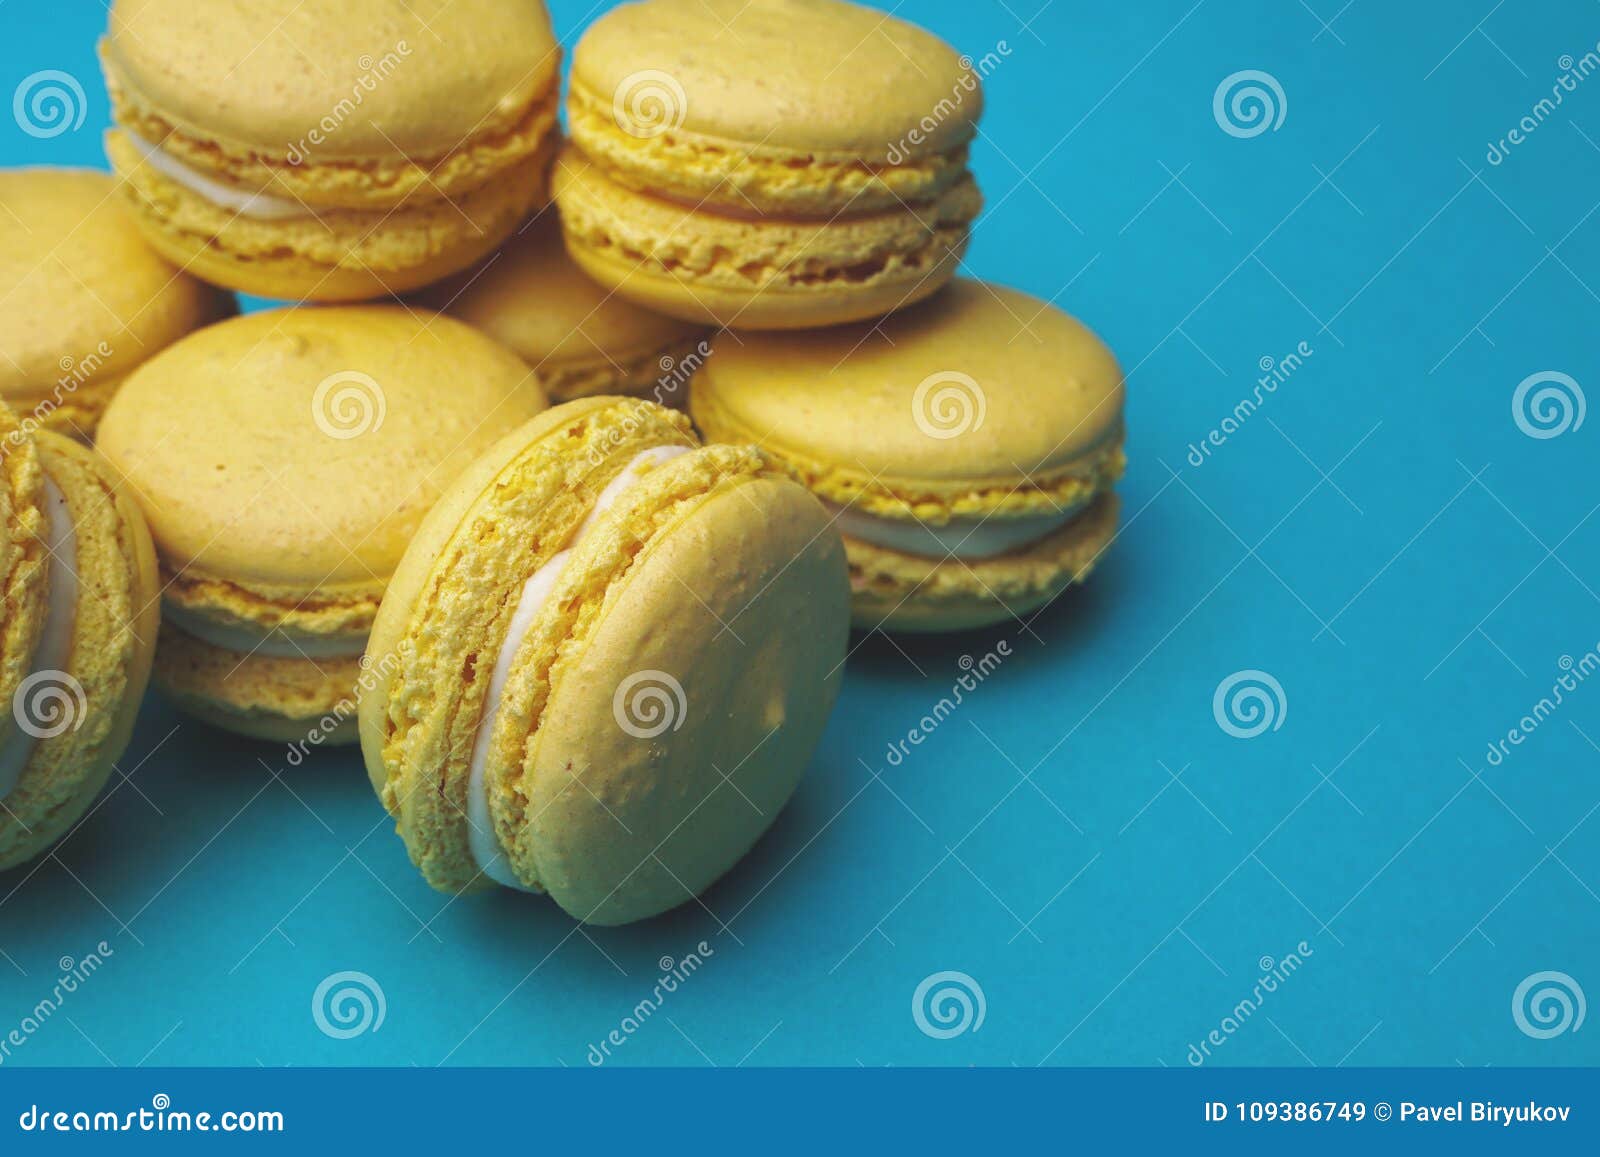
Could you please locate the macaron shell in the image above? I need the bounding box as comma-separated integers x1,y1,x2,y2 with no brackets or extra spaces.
848,491,1121,632
103,0,561,178
360,399,699,894
0,168,232,406
518,471,848,925
553,149,976,329
571,0,980,160
691,280,1127,519
153,623,363,744
417,218,707,400
0,432,158,871
106,131,554,302
96,306,548,604
0,402,50,752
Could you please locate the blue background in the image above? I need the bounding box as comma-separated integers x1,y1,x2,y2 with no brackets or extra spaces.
2,0,1598,1069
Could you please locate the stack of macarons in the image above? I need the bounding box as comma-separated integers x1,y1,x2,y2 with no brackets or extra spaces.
553,0,984,329
0,0,1129,929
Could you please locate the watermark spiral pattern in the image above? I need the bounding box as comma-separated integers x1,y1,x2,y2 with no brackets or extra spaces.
912,971,987,1039
613,670,688,739
13,69,87,138
311,971,387,1040
1212,669,1287,739
311,371,386,440
1512,371,1585,440
1212,69,1287,138
612,70,687,139
1512,971,1586,1040
12,670,87,740
912,371,987,440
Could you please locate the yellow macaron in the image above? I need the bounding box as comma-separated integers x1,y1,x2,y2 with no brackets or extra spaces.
417,217,709,403
360,398,849,925
99,0,563,301
1,400,160,872
554,0,984,330
691,278,1128,631
0,168,234,439
95,307,549,743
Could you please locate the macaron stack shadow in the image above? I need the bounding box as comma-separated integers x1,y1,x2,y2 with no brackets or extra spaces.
359,398,850,925
94,308,549,744
0,400,160,872
416,218,709,405
691,279,1127,632
553,0,983,330
0,169,234,440
98,0,563,302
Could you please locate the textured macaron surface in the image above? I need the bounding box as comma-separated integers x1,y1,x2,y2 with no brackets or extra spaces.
102,0,561,197
0,431,159,871
419,219,706,398
570,0,980,215
95,307,548,637
692,279,1126,520
0,402,49,743
0,169,229,408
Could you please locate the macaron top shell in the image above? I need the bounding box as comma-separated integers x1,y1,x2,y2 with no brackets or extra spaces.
692,280,1126,520
571,0,979,158
420,220,703,383
0,169,229,402
96,307,547,603
104,0,560,164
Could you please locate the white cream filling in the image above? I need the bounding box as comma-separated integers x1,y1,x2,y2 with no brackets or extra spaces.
126,132,312,221
465,445,690,889
160,600,368,660
0,476,79,801
827,497,1090,561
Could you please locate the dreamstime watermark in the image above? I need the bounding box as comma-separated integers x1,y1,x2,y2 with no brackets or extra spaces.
311,370,386,440
912,371,986,440
584,340,713,468
0,941,114,1066
1,343,114,453
311,971,386,1039
884,41,1012,164
12,69,87,139
17,1096,283,1134
284,649,400,767
1213,70,1287,138
912,971,986,1039
1512,971,1585,1039
884,642,1011,767
1487,46,1600,165
285,44,412,165
1483,646,1600,767
1186,341,1314,466
1186,942,1314,1065
11,670,87,741
612,70,687,139
613,669,687,739
1212,669,1287,739
586,942,714,1064
1512,371,1584,439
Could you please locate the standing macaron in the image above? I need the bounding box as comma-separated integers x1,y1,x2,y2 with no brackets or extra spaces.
95,308,549,743
691,279,1127,632
554,0,983,330
99,0,562,301
0,169,233,439
1,400,160,872
360,398,849,925
418,218,709,404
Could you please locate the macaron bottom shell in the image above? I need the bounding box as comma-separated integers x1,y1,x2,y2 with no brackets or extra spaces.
0,432,159,872
152,623,364,746
106,132,556,302
553,151,978,330
847,491,1122,633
